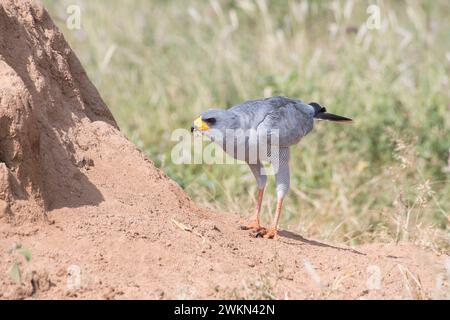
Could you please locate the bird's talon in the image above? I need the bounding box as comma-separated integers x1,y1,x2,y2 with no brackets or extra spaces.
262,228,277,239
239,220,263,231
254,228,267,238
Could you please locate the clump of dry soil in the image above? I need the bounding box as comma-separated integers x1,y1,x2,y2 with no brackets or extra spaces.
0,0,448,300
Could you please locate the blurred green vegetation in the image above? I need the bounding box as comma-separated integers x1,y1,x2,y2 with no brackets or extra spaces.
44,0,449,250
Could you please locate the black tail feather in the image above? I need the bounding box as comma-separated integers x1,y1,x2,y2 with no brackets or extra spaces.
314,112,353,122
309,102,352,122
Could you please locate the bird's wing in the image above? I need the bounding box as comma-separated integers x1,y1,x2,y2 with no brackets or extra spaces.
254,97,315,147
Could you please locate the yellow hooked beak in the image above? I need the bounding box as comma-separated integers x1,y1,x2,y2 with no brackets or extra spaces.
193,117,209,131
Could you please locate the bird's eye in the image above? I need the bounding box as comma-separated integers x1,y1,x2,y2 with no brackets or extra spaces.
203,117,216,125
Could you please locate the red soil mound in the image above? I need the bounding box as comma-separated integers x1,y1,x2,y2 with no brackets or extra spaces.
0,0,448,300
0,0,117,219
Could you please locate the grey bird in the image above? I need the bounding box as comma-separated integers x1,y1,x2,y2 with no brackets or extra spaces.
191,96,352,239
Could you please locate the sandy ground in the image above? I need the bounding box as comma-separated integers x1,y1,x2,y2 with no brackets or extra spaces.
0,0,449,300
1,205,450,299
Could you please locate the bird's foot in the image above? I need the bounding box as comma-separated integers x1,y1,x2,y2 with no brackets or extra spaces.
239,219,265,232
255,227,278,239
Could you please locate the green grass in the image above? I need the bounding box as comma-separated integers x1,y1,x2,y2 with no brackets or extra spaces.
44,0,449,251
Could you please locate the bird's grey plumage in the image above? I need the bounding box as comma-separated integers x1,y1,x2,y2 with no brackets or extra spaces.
199,96,316,198
226,96,315,147
201,96,315,154
192,96,352,237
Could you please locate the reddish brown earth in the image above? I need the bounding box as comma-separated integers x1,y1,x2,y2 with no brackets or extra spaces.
0,0,449,300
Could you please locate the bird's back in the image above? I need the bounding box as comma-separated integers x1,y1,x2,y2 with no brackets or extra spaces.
229,96,315,147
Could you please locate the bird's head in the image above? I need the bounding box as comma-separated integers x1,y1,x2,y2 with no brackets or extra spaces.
191,109,230,133
191,109,239,144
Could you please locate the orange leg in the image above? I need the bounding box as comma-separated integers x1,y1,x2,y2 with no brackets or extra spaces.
257,197,283,239
240,188,265,231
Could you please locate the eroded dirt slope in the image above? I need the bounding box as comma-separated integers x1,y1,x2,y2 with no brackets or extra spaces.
0,0,448,300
